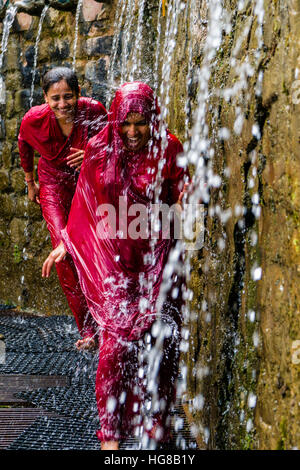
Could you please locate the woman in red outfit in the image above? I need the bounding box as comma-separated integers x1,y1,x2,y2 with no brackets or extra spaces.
42,82,188,450
18,67,107,347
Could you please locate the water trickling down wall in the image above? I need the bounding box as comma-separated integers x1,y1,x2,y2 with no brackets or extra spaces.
0,0,300,450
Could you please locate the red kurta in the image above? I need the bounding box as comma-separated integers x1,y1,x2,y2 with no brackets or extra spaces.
61,83,189,442
18,97,107,337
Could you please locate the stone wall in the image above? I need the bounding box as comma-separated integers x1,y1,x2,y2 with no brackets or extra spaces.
0,0,116,314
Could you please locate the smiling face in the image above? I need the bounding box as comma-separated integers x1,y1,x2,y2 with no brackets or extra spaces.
120,112,151,152
44,79,78,122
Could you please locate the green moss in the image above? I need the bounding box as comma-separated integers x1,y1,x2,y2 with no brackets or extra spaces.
13,244,22,264
276,419,287,450
293,238,300,254
282,81,289,96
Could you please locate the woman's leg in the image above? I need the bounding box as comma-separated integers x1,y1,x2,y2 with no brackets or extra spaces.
144,309,182,444
95,332,141,448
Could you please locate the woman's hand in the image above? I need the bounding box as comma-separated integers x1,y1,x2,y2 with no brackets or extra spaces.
177,183,189,207
66,147,85,171
27,181,40,204
42,241,67,278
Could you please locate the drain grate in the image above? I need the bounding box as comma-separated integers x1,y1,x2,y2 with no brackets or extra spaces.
0,313,197,450
0,374,70,403
0,408,64,449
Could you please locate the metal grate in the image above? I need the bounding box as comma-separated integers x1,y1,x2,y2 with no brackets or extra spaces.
0,374,70,403
0,312,197,450
0,408,63,449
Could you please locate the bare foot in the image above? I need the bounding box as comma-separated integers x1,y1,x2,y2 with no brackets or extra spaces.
75,336,97,351
101,440,119,450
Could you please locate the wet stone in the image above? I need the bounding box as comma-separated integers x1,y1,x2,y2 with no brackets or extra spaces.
21,65,40,89
9,217,29,246
50,40,70,62
0,218,9,248
5,38,20,72
5,72,22,92
0,115,5,139
16,12,33,31
24,45,35,68
84,58,107,83
5,91,14,119
1,142,12,169
92,82,107,106
28,220,50,252
82,0,105,22
15,89,43,113
5,118,18,141
0,168,10,191
85,36,113,56
0,193,15,217
15,195,42,221
11,168,26,194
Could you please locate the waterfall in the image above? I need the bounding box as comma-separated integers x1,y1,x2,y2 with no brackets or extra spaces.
120,0,135,83
0,4,18,105
128,0,145,81
72,0,83,71
106,0,127,106
29,4,49,108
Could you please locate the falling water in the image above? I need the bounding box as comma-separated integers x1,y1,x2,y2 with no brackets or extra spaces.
0,4,18,104
29,4,49,108
120,0,135,83
72,0,83,71
106,0,127,106
152,0,163,94
128,0,145,81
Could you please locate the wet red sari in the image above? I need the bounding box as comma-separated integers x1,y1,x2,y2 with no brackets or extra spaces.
61,83,188,442
18,98,107,337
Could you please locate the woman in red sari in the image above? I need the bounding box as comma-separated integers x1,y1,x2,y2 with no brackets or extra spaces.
42,82,188,450
18,67,107,347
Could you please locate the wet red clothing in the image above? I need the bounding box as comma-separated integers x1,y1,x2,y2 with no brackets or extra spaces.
61,82,188,442
18,98,107,337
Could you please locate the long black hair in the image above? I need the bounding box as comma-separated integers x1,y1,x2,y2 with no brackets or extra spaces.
42,67,80,96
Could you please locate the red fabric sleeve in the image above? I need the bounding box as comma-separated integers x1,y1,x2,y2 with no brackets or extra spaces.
18,118,35,172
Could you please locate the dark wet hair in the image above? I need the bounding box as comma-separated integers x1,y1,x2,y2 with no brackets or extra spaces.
42,67,80,96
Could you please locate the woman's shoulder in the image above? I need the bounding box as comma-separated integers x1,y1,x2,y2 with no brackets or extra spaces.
165,131,183,159
77,96,106,113
21,104,50,124
167,131,183,149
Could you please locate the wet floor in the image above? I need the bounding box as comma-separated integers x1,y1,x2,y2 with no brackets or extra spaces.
0,308,197,450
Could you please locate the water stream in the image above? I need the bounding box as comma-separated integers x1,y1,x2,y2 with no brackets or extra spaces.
29,4,49,108
72,0,83,71
0,4,18,104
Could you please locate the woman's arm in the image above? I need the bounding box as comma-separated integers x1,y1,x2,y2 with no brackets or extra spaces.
25,171,40,204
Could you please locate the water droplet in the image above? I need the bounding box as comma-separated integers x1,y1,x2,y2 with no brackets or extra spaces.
251,266,262,281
